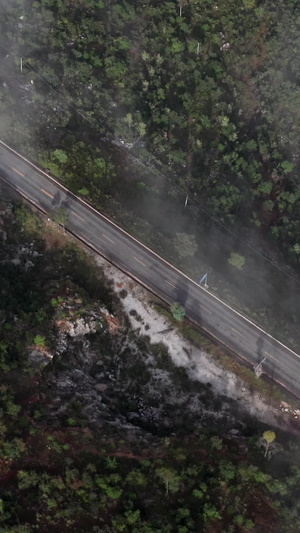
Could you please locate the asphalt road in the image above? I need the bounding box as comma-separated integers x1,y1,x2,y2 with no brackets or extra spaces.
1,140,300,398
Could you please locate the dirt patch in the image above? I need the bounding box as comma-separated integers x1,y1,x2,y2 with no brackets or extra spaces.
105,313,120,335
43,220,70,250
94,254,300,435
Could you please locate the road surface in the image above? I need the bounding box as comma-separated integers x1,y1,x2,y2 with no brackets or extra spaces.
0,140,300,398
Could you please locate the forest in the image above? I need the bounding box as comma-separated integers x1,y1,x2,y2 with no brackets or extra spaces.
0,192,300,533
2,2,300,531
1,0,300,250
1,0,300,349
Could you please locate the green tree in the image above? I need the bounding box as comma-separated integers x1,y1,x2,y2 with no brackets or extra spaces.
78,187,90,197
262,430,276,458
126,469,147,487
125,509,140,525
228,252,245,271
106,457,118,470
193,483,207,500
53,149,68,164
18,470,40,490
174,233,198,259
210,436,223,451
171,302,186,322
0,342,9,372
156,467,180,496
33,335,46,347
203,503,221,524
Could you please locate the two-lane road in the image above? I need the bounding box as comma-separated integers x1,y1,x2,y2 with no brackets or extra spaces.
1,140,300,398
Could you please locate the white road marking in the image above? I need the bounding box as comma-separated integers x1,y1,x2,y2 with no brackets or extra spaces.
102,233,115,244
165,280,176,289
134,256,146,267
12,167,25,177
265,352,279,363
41,188,54,199
1,144,298,360
72,211,84,221
1,140,299,372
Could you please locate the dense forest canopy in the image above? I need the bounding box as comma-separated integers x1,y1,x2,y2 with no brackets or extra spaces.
1,0,300,258
1,0,300,349
2,2,300,529
0,197,300,532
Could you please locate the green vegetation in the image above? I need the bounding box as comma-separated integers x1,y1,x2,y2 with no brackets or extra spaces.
174,233,198,260
1,0,300,527
55,207,69,233
263,430,277,458
33,335,47,348
228,252,246,271
171,301,186,322
0,197,300,532
1,0,300,350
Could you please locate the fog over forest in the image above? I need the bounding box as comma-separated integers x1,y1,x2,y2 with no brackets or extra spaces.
1,6,300,347
3,0,300,350
2,1,300,532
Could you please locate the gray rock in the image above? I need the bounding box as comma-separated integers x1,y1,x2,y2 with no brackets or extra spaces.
25,260,34,271
95,383,108,392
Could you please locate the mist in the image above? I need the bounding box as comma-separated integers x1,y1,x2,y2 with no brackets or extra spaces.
0,0,300,352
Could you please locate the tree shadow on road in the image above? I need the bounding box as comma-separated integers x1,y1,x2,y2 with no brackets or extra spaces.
51,190,61,208
256,336,264,363
175,275,189,307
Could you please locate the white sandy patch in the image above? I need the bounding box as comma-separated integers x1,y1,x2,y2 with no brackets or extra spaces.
95,255,300,432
